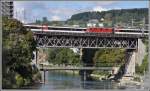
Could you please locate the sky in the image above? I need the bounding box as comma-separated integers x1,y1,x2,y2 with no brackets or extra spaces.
14,1,149,23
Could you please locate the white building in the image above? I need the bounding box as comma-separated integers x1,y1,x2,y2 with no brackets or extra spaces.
87,19,104,27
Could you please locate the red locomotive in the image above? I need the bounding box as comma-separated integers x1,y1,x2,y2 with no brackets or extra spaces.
86,27,113,33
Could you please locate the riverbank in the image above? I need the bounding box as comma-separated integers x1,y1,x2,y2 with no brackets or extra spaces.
116,76,143,89
90,74,107,80
52,70,79,75
90,72,144,89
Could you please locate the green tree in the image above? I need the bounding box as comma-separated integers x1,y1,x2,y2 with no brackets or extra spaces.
2,16,40,88
48,48,80,66
93,49,125,67
135,54,148,75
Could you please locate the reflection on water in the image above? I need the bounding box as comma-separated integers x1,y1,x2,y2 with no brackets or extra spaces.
40,70,82,89
38,70,117,90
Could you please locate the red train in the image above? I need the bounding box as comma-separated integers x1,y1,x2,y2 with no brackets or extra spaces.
24,25,148,35
86,28,113,33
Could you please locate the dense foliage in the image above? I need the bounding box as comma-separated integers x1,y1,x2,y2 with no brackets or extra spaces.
2,17,41,88
48,48,80,66
47,48,126,68
135,54,149,75
93,49,125,67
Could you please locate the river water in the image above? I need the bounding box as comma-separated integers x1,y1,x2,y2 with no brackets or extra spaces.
30,70,119,90
22,70,143,90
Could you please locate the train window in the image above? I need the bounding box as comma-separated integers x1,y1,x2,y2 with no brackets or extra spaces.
26,26,41,29
120,30,142,32
144,31,149,33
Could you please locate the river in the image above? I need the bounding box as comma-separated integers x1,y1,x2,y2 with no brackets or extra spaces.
24,70,121,90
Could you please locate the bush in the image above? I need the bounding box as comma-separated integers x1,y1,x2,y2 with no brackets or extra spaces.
24,78,31,86
48,48,80,66
15,74,24,87
93,49,125,67
92,70,109,76
32,72,41,82
135,54,148,75
2,78,12,88
133,77,141,82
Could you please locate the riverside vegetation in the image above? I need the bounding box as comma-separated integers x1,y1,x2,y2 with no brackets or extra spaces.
2,17,41,88
47,48,125,78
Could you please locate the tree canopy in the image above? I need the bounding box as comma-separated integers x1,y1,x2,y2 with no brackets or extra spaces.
48,48,80,66
93,49,125,67
2,17,40,88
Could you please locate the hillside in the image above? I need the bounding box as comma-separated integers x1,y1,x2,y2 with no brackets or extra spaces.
32,8,148,28
67,8,148,27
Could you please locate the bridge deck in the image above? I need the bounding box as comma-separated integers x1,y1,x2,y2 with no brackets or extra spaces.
39,67,113,71
33,31,147,38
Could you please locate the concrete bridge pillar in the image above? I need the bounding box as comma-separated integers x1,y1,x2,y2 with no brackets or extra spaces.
124,50,136,77
79,48,83,61
124,39,146,77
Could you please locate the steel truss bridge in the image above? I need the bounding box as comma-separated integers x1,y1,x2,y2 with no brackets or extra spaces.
29,26,148,78
33,32,148,49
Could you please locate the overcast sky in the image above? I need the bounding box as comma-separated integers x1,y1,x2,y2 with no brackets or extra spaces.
14,1,149,23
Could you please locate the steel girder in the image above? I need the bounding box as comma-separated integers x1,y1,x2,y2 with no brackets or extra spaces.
34,34,138,49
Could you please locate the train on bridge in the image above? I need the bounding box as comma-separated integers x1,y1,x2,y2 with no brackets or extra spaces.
24,24,148,35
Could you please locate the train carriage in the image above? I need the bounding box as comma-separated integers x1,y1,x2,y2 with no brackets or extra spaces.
24,24,148,35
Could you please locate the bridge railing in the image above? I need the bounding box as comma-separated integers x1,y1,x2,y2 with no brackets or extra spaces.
83,62,122,66
39,62,122,69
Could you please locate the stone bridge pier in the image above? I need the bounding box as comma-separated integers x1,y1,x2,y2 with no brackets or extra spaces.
124,49,136,76
124,39,146,77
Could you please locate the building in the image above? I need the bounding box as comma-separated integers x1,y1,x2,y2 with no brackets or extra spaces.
87,19,104,27
2,1,13,18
